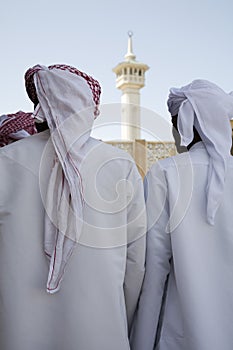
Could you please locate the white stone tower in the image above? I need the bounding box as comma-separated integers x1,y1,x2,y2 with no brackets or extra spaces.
113,32,149,140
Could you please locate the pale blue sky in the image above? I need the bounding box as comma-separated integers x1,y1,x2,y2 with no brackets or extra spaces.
1,0,233,140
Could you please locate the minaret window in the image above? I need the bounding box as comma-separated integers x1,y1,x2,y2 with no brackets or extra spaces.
124,68,127,75
134,68,138,74
130,68,133,75
139,69,142,76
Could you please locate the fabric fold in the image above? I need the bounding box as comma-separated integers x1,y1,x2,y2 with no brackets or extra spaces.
25,64,101,293
167,79,233,225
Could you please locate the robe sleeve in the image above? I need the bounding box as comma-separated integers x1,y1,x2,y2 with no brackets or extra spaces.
130,162,172,350
123,163,147,333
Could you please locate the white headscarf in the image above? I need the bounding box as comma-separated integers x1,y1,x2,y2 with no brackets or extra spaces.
25,64,101,293
167,79,233,225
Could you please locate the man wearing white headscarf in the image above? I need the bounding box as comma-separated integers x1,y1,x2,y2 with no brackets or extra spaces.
0,64,146,350
130,79,233,350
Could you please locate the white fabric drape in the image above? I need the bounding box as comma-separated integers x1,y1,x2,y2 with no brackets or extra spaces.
167,79,233,224
32,67,96,293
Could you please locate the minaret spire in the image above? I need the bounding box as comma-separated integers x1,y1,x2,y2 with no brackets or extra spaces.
113,32,149,140
125,31,136,62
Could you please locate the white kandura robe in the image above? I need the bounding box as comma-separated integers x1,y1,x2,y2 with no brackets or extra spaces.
0,130,146,350
131,142,233,350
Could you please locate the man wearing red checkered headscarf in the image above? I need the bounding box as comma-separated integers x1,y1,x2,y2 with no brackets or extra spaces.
0,64,146,350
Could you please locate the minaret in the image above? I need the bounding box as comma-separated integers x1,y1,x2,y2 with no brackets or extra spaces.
113,31,149,140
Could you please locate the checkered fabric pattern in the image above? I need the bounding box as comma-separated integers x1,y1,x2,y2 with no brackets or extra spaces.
25,64,101,117
0,111,37,147
24,65,42,106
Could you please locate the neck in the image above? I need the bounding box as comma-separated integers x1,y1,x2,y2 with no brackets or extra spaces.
35,121,49,133
187,128,202,150
187,139,201,150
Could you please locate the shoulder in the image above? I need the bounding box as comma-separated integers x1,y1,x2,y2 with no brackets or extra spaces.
0,130,50,156
148,153,178,174
86,137,140,180
148,148,207,175
88,137,134,160
87,137,135,169
145,152,193,187
0,131,51,173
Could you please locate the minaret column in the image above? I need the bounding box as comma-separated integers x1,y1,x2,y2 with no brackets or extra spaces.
121,87,140,140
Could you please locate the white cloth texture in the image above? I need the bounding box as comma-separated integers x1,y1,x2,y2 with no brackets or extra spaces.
30,66,98,293
167,79,233,225
131,142,233,350
0,130,146,350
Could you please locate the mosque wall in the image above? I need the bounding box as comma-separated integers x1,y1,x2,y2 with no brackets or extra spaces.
107,140,176,178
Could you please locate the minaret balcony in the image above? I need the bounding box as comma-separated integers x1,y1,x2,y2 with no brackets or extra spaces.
116,75,145,89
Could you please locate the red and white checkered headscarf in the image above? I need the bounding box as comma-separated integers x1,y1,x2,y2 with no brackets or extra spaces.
0,111,37,147
24,64,102,293
25,64,101,117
